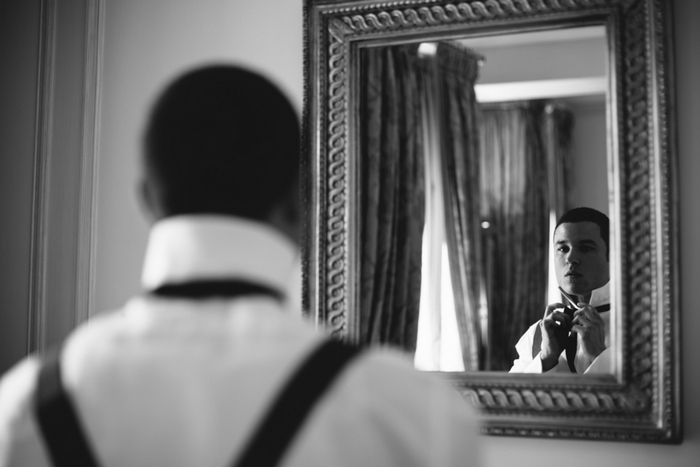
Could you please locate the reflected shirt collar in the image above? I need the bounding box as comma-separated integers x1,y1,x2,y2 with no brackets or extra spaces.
141,215,298,294
560,281,610,308
589,281,610,308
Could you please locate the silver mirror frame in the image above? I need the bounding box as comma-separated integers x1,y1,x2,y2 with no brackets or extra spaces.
301,0,680,442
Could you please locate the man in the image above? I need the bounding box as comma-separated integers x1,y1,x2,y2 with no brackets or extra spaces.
0,66,480,466
510,207,612,374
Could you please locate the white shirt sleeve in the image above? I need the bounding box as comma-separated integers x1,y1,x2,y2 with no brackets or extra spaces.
583,348,612,374
0,358,51,467
509,321,547,373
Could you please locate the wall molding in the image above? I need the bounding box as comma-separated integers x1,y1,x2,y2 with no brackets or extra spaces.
28,0,104,353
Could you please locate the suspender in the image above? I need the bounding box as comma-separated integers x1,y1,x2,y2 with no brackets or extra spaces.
34,348,100,467
232,339,361,467
33,280,362,467
34,338,361,467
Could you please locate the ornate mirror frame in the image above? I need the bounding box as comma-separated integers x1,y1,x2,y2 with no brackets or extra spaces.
302,0,680,442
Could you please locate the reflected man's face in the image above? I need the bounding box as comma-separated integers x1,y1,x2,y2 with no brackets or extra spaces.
553,221,610,300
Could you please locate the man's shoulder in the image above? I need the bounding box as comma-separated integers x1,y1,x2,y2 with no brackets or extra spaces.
289,345,481,467
0,355,50,466
0,308,122,443
0,355,42,418
0,309,120,417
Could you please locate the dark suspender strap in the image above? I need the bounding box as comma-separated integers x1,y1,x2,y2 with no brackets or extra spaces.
32,283,334,467
231,338,362,467
152,280,284,301
34,347,100,467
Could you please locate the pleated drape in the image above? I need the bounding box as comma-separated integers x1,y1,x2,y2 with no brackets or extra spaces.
358,45,426,352
478,101,572,371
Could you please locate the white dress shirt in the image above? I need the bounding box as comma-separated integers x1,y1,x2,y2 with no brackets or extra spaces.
509,282,613,374
0,215,480,466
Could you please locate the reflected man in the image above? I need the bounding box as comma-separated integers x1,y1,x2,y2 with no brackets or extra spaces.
510,207,612,374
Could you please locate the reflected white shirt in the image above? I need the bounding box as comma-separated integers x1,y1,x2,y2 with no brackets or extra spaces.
0,215,480,466
509,282,613,374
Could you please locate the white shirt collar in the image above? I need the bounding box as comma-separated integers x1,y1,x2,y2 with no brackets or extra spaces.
141,215,298,294
559,281,610,308
589,281,610,307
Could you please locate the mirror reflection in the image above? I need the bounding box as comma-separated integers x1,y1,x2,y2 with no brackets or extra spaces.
356,26,613,373
508,207,611,374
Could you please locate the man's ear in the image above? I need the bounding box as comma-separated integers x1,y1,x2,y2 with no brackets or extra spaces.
139,178,164,222
265,180,301,246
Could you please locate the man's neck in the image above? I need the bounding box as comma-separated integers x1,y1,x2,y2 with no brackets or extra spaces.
577,292,592,304
559,288,586,307
560,282,611,308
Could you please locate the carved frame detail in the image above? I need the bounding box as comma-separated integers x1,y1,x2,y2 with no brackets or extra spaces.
303,0,679,442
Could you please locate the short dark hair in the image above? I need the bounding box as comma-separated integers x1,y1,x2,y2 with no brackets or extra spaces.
555,207,609,258
143,65,300,220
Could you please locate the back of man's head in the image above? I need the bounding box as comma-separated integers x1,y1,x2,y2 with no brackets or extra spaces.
555,207,610,258
143,65,300,221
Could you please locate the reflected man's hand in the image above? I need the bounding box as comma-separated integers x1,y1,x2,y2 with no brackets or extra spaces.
571,303,607,363
539,303,573,372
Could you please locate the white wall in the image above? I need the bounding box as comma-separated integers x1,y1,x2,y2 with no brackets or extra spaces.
94,0,303,312
473,36,606,83
93,0,699,465
568,100,608,213
1,0,697,464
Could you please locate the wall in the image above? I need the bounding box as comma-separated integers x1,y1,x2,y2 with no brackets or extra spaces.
568,99,608,213
94,0,303,313
2,0,697,464
0,0,42,373
473,35,606,83
94,0,699,465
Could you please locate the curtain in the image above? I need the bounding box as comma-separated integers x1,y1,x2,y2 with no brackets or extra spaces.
479,101,572,371
358,45,426,352
543,103,574,218
433,43,484,371
415,56,449,370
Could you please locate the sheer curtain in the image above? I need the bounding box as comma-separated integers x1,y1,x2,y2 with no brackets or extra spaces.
479,101,573,371
415,53,450,370
358,45,426,352
433,43,484,371
413,42,483,371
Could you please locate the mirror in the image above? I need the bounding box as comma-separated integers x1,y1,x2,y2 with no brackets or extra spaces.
303,0,680,442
